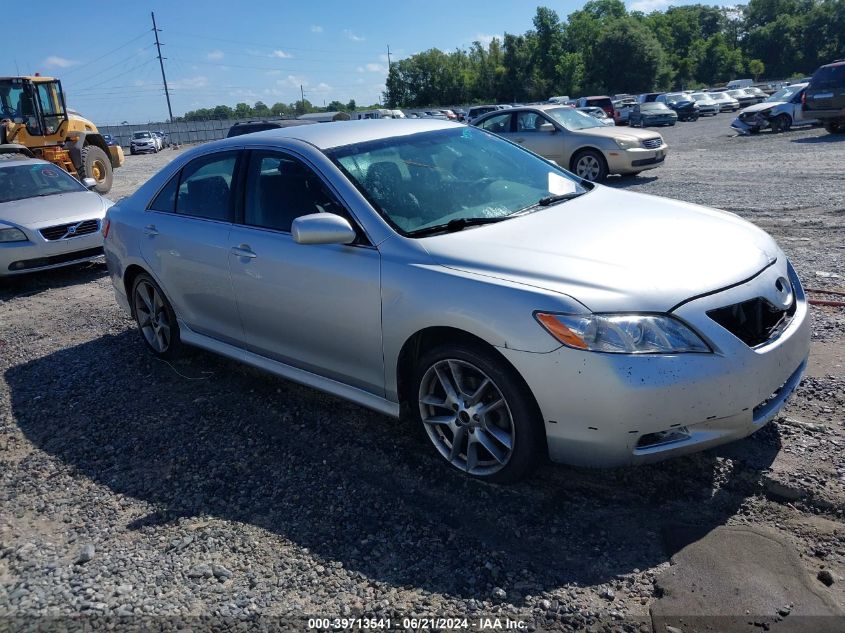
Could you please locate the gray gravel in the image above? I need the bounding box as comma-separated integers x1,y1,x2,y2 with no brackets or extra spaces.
1,114,843,632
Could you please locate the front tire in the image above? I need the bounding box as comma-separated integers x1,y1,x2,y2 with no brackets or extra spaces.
78,144,113,194
571,149,608,182
413,342,543,484
771,114,792,133
823,120,845,134
131,273,182,359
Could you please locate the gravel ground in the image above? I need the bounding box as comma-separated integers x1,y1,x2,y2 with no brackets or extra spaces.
1,115,843,632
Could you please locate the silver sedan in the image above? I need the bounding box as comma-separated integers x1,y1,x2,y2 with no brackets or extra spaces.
103,120,810,483
0,156,112,276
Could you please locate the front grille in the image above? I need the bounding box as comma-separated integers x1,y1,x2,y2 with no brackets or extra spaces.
40,219,100,241
707,296,796,347
641,138,662,149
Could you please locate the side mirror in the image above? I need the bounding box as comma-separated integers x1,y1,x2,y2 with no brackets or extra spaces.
292,213,356,245
82,177,97,190
538,122,556,134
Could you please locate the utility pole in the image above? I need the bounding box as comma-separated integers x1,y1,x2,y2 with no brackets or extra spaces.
300,84,305,106
151,12,174,123
387,45,392,70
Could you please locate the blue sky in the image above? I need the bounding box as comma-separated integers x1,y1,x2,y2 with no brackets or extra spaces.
1,0,738,124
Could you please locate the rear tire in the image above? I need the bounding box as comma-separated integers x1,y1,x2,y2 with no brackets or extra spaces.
78,144,113,194
412,342,543,484
131,273,182,360
823,120,845,134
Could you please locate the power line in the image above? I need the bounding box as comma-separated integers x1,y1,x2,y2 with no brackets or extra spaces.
60,30,152,76
166,29,386,56
66,45,156,91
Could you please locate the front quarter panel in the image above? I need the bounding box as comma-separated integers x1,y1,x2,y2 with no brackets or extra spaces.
379,236,586,402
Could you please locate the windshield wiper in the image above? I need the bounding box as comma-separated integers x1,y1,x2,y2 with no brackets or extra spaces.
407,216,507,237
515,191,585,215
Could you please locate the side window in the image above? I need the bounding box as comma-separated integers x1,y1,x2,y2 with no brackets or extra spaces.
477,112,511,133
175,152,238,221
149,172,180,212
516,111,549,132
244,151,343,233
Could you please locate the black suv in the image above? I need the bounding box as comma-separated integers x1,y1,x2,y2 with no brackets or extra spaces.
803,60,845,133
226,119,315,138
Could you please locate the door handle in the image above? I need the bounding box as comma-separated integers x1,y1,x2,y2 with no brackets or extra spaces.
143,224,158,236
231,245,257,259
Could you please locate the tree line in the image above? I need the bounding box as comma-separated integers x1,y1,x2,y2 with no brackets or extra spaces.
384,0,845,107
178,98,372,122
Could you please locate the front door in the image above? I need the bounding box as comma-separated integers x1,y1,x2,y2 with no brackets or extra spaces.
227,149,384,395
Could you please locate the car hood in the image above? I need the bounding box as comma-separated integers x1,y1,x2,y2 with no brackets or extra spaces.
0,191,108,229
570,125,659,141
642,110,676,117
419,186,778,313
739,101,784,114
669,100,697,109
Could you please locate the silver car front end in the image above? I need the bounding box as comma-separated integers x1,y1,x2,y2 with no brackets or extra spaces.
498,260,809,467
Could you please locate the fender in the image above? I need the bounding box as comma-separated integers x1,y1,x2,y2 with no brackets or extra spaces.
64,132,114,168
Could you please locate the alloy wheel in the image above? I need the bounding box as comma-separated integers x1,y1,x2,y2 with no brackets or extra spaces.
575,154,601,180
418,358,515,476
134,280,171,353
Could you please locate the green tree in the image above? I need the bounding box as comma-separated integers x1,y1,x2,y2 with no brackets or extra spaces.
590,17,670,93
326,100,346,111
747,58,765,81
345,98,357,111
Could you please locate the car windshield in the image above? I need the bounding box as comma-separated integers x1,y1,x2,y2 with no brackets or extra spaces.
727,90,744,97
766,86,801,102
544,107,602,130
666,93,689,103
0,163,86,203
642,103,670,111
133,132,151,139
692,93,711,101
328,126,588,236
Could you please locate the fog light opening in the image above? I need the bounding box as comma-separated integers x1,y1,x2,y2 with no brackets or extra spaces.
636,427,691,449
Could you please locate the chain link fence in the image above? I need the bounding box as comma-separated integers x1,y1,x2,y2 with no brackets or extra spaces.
98,118,297,149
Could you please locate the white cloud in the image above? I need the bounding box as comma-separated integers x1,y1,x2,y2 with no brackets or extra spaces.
344,29,366,42
628,0,672,11
311,25,323,33
473,33,502,46
266,69,282,76
43,55,78,68
277,74,308,88
270,50,292,58
170,76,208,89
207,50,224,61
365,63,386,73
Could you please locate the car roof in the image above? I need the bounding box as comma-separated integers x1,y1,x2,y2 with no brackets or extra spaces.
217,118,458,151
0,156,51,168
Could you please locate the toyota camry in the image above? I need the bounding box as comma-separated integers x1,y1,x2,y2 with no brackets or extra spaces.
103,119,810,483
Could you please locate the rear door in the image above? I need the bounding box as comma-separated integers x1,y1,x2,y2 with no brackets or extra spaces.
226,149,384,395
805,64,845,115
140,150,245,345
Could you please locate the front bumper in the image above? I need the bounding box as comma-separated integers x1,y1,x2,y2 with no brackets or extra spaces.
731,113,767,134
0,231,104,276
641,117,677,126
606,143,669,174
497,261,810,467
130,143,156,153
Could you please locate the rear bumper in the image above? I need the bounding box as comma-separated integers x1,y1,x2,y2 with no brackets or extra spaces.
497,261,811,468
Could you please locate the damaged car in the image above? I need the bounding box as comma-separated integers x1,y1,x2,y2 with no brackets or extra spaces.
731,83,818,135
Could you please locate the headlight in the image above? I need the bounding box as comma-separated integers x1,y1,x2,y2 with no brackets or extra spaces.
535,312,711,354
614,136,640,150
0,226,27,243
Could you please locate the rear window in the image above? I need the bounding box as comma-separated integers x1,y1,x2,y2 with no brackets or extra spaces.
810,65,845,90
586,98,612,108
227,123,278,138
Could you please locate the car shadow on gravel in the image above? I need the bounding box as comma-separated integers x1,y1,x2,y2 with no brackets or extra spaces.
791,134,845,144
0,262,108,301
6,331,781,602
603,175,659,190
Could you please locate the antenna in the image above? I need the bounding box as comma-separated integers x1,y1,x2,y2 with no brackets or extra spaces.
151,12,174,123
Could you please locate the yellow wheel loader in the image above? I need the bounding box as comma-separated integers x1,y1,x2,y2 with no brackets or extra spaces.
0,76,124,194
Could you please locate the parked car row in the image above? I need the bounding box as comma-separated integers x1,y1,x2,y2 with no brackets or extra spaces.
128,130,170,155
